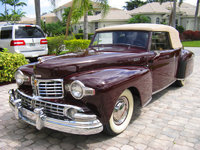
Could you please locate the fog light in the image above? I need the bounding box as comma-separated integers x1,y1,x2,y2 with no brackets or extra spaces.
63,107,78,119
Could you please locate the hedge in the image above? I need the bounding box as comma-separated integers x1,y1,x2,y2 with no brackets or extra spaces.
75,33,94,40
47,36,65,55
64,39,91,52
181,30,200,41
0,49,28,83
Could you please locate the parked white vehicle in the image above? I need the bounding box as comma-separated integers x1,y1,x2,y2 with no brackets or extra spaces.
0,24,48,62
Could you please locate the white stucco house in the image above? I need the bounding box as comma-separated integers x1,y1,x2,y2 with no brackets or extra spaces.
128,2,200,31
54,1,199,33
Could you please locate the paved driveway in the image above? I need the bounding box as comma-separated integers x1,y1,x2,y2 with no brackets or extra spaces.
0,48,200,150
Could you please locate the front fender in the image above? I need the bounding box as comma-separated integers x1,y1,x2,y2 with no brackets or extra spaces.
67,66,152,124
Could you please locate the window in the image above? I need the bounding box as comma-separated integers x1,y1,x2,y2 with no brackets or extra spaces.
95,11,101,15
15,27,45,38
151,32,172,50
176,19,178,27
0,27,12,39
91,31,149,49
95,22,98,30
147,17,151,23
156,17,160,24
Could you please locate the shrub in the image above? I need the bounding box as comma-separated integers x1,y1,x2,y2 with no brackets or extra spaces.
182,30,200,41
78,29,83,33
0,49,28,83
128,14,151,23
193,31,200,40
75,33,94,39
64,39,91,52
47,35,65,55
176,25,185,34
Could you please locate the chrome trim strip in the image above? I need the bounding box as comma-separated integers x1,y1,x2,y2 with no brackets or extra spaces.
16,89,84,112
152,80,176,95
176,78,185,81
8,89,103,135
143,97,152,107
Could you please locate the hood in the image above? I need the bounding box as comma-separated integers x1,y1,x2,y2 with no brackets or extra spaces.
34,47,147,79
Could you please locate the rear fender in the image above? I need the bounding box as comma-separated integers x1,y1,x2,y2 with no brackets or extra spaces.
176,49,194,79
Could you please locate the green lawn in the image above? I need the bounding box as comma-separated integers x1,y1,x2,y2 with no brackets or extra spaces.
182,41,200,47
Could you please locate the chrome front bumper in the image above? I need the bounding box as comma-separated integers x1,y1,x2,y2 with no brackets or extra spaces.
8,89,103,135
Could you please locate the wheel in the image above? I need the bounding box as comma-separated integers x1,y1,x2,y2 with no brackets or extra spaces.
104,89,134,135
175,80,185,87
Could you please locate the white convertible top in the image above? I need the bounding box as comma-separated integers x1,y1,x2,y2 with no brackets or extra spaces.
96,24,182,49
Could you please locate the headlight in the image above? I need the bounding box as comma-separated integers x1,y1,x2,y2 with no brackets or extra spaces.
70,80,84,99
69,80,95,100
15,70,29,86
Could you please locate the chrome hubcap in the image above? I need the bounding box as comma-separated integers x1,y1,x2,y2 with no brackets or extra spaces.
113,96,129,125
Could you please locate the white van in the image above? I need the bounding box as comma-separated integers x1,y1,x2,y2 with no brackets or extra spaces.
0,24,48,62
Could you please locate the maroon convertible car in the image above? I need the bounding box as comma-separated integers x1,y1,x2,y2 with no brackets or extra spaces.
9,24,194,135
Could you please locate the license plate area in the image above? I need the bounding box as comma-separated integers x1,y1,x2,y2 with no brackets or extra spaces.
22,109,36,121
29,43,35,46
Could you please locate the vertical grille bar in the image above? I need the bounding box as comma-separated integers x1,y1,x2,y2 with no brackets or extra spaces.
32,79,64,99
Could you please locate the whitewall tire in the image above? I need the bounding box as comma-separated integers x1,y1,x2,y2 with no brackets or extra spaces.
104,89,134,135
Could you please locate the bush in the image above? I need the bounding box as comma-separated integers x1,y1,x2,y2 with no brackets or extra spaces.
47,36,65,55
41,21,66,37
182,30,200,41
128,14,151,23
64,39,91,52
75,33,94,39
0,49,28,83
176,25,185,34
78,29,83,33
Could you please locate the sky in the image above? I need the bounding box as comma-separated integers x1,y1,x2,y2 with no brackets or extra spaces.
0,0,198,18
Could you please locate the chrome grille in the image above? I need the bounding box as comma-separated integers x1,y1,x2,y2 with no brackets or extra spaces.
16,90,65,119
33,79,64,99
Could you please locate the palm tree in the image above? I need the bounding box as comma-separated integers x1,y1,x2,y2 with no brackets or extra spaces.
0,0,12,22
159,0,182,28
194,0,200,31
10,0,26,13
11,9,25,21
49,0,109,39
34,0,41,27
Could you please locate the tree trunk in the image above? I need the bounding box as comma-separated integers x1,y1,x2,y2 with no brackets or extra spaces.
34,0,41,27
171,0,176,28
83,11,88,40
194,0,200,31
65,6,73,39
5,3,7,22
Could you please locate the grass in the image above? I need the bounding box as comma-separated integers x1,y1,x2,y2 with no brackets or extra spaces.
182,41,200,47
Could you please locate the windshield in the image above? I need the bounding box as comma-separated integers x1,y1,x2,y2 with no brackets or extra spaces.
91,31,149,49
15,26,45,38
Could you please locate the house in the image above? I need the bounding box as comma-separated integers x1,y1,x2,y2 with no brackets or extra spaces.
19,13,59,24
54,1,199,33
128,2,200,31
54,1,130,33
74,9,131,33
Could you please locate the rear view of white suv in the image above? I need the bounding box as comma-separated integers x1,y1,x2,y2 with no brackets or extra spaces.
0,24,48,62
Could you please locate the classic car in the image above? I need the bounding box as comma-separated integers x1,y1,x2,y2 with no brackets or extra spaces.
8,24,194,135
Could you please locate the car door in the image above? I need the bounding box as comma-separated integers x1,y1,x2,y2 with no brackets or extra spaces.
149,31,180,93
